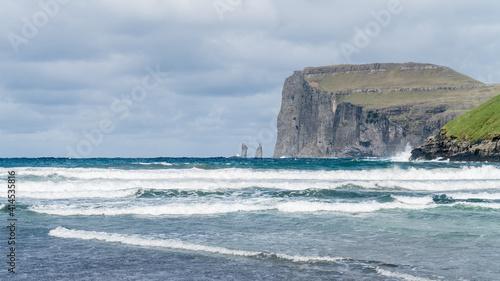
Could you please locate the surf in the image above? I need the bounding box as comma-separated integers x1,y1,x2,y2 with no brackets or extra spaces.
48,226,348,263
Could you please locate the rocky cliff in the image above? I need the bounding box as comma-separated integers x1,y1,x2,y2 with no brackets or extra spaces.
411,93,500,162
274,63,499,158
410,133,500,162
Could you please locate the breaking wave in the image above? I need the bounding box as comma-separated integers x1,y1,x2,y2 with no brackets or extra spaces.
48,226,347,263
49,227,436,280
10,165,500,199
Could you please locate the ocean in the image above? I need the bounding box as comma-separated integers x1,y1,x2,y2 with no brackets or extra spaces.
1,156,500,280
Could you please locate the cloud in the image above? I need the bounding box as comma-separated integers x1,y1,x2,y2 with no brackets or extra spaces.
2,0,500,157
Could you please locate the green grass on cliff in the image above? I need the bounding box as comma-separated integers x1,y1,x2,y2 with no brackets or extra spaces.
443,93,500,141
316,66,482,92
307,63,498,111
343,86,500,110
303,63,500,137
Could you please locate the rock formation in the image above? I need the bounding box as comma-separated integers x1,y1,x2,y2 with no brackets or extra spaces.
410,133,500,162
254,144,263,158
273,63,500,158
411,93,500,162
241,143,248,158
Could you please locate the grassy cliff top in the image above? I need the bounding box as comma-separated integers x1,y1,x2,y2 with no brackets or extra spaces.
305,63,482,91
302,63,498,111
442,93,500,141
343,85,500,110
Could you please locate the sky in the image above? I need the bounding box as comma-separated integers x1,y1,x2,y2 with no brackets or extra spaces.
1,0,500,158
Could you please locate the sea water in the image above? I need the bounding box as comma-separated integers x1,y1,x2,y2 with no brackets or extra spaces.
1,157,500,280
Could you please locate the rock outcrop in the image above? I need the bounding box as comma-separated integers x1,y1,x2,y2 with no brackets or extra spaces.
411,93,500,162
273,63,499,158
410,132,500,162
254,144,262,158
241,143,248,158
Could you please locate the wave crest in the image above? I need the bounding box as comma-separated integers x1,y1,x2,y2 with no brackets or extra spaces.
48,227,347,263
10,165,500,199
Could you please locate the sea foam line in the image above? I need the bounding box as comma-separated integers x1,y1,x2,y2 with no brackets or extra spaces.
11,165,500,200
14,165,500,181
134,162,173,166
31,199,438,216
13,178,500,199
444,192,500,200
48,227,347,263
32,195,500,217
376,267,436,281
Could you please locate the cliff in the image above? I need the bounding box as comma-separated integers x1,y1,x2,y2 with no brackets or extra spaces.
411,94,500,162
274,63,500,158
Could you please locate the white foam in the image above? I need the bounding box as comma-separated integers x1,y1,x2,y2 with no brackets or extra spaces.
390,143,413,162
31,198,441,216
392,196,434,205
14,165,500,181
276,201,435,213
134,162,173,166
22,185,139,199
48,227,346,263
44,198,500,216
10,165,500,199
444,192,500,200
32,200,273,216
15,178,500,200
376,267,435,281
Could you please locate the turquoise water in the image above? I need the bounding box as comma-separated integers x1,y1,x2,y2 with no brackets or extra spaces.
1,157,500,280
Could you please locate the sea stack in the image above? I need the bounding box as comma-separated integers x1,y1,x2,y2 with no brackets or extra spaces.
241,143,248,158
255,144,263,158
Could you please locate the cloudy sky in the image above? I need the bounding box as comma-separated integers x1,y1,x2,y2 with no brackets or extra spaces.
1,0,500,157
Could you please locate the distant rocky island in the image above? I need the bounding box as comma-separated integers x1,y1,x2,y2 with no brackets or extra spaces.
236,143,262,158
411,94,500,162
273,62,500,158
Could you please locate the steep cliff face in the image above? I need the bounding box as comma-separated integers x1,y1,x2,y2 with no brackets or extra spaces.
274,63,499,158
273,71,335,158
272,70,406,158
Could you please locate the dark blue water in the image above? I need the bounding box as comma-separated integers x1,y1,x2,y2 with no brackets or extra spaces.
1,158,500,280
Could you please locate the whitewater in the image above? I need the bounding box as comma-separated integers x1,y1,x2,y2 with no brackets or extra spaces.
1,157,499,280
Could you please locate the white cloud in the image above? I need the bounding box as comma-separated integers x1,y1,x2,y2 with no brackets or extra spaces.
2,0,500,157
